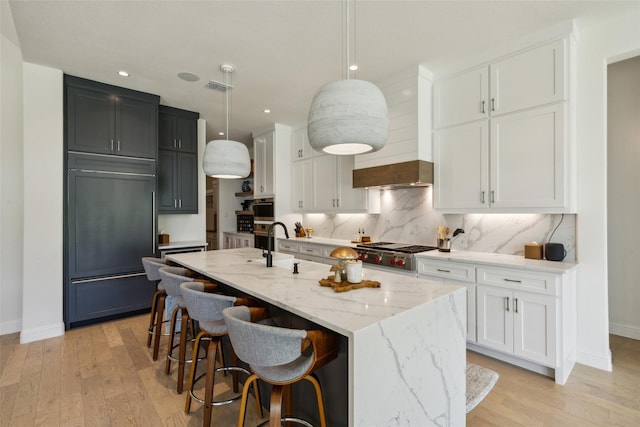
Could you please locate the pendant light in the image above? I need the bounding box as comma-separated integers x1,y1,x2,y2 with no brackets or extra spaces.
307,0,388,155
203,64,251,179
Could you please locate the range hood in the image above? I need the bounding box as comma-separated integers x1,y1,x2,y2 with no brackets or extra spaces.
352,160,433,189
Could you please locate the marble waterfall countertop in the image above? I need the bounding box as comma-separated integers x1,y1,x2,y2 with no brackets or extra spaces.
166,248,467,426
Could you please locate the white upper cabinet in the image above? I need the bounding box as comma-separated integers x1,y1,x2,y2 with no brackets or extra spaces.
433,37,575,213
253,131,274,197
291,127,314,161
434,121,489,209
490,39,566,116
433,66,489,129
291,158,312,211
311,154,368,213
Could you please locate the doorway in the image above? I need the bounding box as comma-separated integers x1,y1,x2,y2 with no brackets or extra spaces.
607,55,640,340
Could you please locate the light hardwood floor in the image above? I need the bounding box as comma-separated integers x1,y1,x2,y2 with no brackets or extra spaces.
1,314,639,426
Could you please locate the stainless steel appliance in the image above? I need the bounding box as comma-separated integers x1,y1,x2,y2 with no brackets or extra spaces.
355,242,438,273
253,198,275,250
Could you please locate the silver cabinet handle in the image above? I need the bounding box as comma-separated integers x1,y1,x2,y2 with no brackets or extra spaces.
491,98,496,111
179,199,182,208
110,139,114,151
174,199,177,208
178,139,182,149
332,199,336,207
437,268,451,273
481,100,486,114
174,139,177,148
515,298,519,313
481,191,485,203
491,190,495,203
336,198,340,208
505,297,510,312
152,191,156,253
117,140,121,152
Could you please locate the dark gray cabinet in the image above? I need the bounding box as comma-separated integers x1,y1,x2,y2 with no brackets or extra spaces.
65,75,159,159
159,106,198,153
158,106,199,214
64,75,160,328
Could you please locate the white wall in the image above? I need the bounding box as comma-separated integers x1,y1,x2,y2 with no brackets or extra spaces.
157,118,207,243
20,63,65,343
607,56,640,339
575,9,640,370
0,2,24,335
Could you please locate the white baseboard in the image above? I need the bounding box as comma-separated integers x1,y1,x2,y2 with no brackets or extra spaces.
0,319,22,335
20,322,65,344
577,347,612,372
609,321,640,340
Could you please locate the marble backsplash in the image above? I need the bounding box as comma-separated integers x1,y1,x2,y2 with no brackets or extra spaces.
301,186,576,262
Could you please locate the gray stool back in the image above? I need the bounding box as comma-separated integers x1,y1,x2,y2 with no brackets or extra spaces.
142,256,165,282
141,256,167,359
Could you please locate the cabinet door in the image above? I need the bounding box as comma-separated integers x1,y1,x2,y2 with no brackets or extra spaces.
434,121,489,210
490,39,566,116
433,66,489,128
157,150,178,212
66,86,115,154
490,103,565,208
292,159,312,211
115,95,158,159
513,291,556,366
67,170,156,278
477,285,513,354
176,117,197,153
336,156,368,212
177,152,198,213
292,127,313,160
312,154,338,210
254,133,274,196
158,112,177,150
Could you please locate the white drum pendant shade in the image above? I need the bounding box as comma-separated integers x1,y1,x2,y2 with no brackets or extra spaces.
307,79,389,155
203,139,251,179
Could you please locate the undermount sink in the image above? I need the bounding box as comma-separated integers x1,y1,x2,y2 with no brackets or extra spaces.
251,253,295,269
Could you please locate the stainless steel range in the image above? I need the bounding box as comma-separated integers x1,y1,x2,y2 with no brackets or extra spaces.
355,242,438,273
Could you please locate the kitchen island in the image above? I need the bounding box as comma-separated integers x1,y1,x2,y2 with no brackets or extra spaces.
167,248,466,427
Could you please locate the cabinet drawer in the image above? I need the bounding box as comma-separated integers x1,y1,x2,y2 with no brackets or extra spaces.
278,241,299,254
477,267,558,295
298,244,323,257
416,259,476,283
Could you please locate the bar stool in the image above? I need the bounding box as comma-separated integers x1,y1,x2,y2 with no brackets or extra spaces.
181,282,263,427
142,256,168,360
223,306,338,427
159,266,218,394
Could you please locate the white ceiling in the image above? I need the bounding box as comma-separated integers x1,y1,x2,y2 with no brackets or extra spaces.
7,0,638,145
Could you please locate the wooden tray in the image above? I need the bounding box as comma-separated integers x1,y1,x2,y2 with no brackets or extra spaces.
319,277,381,292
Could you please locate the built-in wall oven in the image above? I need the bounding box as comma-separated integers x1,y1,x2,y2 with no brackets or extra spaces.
253,198,274,250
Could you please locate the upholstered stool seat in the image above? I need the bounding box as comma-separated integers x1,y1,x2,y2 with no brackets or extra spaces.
159,266,218,394
142,256,169,360
181,282,263,427
223,306,338,427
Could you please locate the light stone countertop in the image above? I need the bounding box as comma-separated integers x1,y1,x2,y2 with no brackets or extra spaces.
158,240,208,250
165,247,464,338
415,249,578,273
279,236,578,274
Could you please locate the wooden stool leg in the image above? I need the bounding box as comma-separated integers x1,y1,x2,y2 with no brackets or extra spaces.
253,376,263,419
152,292,166,360
269,385,283,427
203,337,219,427
306,374,327,427
165,306,180,375
237,373,258,427
147,289,160,347
184,331,205,414
177,308,190,394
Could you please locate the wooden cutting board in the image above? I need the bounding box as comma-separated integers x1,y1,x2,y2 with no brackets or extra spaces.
319,277,381,292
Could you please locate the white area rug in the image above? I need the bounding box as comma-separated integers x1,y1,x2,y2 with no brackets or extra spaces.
466,362,499,413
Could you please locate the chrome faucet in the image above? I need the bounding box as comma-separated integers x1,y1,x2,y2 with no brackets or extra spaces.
266,222,289,267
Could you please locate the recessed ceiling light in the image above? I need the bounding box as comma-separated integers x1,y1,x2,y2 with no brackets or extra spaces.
118,70,129,77
178,72,200,82
218,132,225,136
263,109,271,114
349,64,358,71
